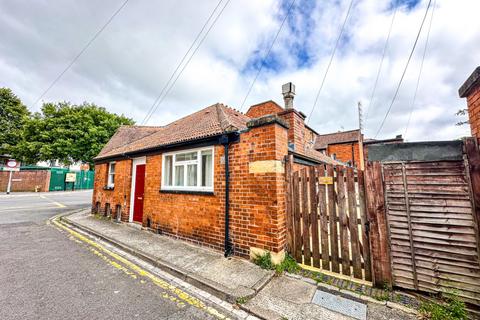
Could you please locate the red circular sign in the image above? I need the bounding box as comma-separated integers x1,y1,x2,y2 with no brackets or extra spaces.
6,159,17,168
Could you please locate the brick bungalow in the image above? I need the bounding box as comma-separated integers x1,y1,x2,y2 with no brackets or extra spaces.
92,83,337,261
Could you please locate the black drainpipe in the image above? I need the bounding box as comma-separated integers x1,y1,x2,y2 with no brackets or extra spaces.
220,134,234,257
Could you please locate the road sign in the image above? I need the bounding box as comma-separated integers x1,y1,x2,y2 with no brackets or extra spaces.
65,172,76,183
1,159,19,172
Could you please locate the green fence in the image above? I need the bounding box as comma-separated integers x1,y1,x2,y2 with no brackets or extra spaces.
74,170,94,190
48,168,95,191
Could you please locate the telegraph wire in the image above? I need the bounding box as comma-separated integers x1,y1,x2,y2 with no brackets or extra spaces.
404,0,436,140
374,0,432,138
307,0,355,124
364,4,398,129
238,0,296,112
142,0,230,125
141,0,225,124
33,0,130,107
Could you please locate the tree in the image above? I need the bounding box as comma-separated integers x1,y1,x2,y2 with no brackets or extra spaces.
12,102,133,166
0,88,30,155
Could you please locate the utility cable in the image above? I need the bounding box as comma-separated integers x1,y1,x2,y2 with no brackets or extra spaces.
307,0,354,124
404,0,436,140
364,4,398,129
374,0,432,138
33,0,130,107
142,0,230,125
141,0,224,124
238,0,296,111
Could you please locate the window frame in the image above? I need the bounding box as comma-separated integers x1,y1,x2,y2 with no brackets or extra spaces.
107,161,116,188
161,146,214,192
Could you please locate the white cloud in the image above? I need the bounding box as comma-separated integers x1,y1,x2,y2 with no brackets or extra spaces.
0,0,476,141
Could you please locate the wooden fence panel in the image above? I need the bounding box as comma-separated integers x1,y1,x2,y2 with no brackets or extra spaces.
383,159,480,305
327,165,340,273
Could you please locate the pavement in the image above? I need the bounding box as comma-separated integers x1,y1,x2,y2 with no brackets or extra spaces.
65,210,274,303
0,191,241,320
64,209,418,320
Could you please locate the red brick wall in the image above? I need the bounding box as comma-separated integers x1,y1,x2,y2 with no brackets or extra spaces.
327,142,362,168
0,170,50,192
246,101,284,118
92,159,132,220
93,120,289,257
467,86,480,137
279,109,307,154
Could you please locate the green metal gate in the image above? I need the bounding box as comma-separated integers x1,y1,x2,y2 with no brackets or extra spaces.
74,170,94,190
49,168,95,191
49,168,69,191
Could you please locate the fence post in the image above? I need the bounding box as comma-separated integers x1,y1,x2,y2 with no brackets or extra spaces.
364,161,393,288
464,138,480,260
285,154,294,253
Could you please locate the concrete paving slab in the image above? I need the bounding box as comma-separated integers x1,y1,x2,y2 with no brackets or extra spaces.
312,289,367,320
64,210,273,303
244,276,351,320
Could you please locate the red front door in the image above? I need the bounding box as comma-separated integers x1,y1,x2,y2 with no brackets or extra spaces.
133,164,145,223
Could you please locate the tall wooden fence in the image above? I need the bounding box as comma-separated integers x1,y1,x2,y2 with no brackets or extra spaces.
286,139,480,306
286,158,372,282
381,159,480,305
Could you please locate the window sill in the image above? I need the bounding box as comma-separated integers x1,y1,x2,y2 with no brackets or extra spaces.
103,186,115,190
159,189,214,196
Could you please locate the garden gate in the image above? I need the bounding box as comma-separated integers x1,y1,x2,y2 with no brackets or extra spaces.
286,157,372,282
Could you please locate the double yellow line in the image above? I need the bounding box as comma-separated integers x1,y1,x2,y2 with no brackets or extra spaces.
51,217,230,320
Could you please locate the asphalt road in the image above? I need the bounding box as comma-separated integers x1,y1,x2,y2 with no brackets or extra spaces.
0,191,227,320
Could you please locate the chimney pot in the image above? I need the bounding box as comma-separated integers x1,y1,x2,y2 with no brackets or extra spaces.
282,82,295,109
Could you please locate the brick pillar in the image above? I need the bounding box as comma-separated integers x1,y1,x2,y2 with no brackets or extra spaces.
229,115,289,263
278,108,307,153
459,66,480,138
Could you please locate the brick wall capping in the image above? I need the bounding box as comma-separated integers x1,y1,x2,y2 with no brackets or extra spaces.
459,66,480,98
277,108,306,120
247,115,289,130
159,189,215,196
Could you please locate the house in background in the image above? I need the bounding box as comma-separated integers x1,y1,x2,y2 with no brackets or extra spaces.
313,129,403,170
92,83,339,261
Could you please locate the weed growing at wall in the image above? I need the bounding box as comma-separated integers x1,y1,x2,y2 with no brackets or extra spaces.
418,293,468,320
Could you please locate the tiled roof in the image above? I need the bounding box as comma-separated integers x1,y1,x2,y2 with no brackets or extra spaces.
303,148,343,165
95,103,250,160
314,129,360,150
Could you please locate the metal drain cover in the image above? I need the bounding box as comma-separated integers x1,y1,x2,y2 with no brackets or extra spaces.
311,290,367,320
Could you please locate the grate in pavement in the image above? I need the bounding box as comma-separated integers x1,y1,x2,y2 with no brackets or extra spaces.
311,289,367,320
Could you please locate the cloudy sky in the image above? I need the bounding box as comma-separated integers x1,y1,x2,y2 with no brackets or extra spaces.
0,0,478,141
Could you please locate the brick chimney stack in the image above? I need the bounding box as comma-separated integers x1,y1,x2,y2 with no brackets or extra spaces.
282,82,295,109
459,66,480,138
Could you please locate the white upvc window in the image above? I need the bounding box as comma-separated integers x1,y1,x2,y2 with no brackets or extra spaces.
161,147,214,192
107,162,116,187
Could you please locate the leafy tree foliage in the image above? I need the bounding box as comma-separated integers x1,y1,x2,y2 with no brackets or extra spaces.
0,88,30,155
12,102,133,165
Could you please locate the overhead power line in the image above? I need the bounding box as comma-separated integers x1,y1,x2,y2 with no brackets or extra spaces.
373,0,432,138
404,0,436,139
307,0,355,124
238,0,296,112
33,0,130,107
364,3,398,129
141,0,225,124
